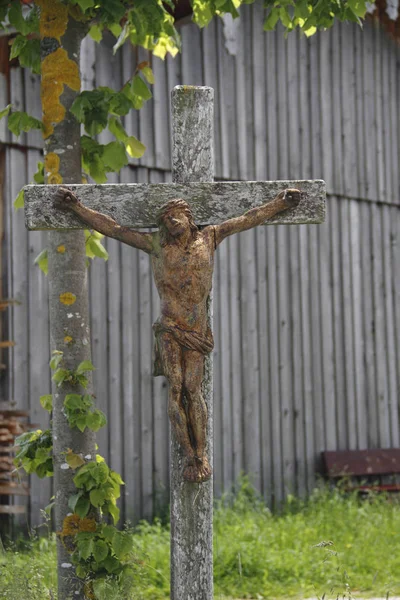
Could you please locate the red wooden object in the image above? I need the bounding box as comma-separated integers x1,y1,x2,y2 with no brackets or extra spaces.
323,449,400,477
322,449,400,492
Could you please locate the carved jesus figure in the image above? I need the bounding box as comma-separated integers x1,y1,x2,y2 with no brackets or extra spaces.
55,187,301,483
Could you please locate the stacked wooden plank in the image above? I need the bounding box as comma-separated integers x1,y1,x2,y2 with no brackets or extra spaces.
0,409,31,515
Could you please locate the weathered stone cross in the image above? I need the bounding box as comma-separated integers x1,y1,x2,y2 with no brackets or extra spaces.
24,86,325,600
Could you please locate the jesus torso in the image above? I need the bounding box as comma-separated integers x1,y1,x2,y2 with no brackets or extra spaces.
151,227,216,333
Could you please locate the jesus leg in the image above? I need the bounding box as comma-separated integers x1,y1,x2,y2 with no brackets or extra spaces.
158,333,194,461
183,349,212,483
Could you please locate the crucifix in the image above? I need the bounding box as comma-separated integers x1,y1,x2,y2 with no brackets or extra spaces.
25,86,325,600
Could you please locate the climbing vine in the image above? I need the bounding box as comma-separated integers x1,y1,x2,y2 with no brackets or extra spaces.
14,353,129,599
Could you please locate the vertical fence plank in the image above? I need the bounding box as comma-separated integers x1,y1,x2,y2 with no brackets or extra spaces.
355,27,366,200
361,201,378,447
228,233,243,484
331,26,343,196
341,199,357,449
350,201,367,448
372,204,390,447
265,31,278,182
234,13,250,180
391,208,400,431
120,166,142,523
136,166,154,521
137,48,155,169
256,225,272,503
213,242,222,498
202,19,222,180
252,3,267,181
363,22,377,201
153,58,171,171
240,229,261,491
341,24,357,199
382,207,399,446
374,26,385,202
149,170,169,514
105,182,124,514
267,228,283,505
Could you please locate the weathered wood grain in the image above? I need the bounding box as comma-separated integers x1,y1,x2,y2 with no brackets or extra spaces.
24,180,326,230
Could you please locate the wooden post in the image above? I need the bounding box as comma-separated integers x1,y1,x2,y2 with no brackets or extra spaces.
170,85,214,600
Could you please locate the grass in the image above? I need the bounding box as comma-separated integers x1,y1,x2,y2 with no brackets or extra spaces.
1,481,400,599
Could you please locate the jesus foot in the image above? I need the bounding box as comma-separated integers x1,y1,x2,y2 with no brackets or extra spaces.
183,455,212,483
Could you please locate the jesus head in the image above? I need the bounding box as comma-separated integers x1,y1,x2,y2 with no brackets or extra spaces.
156,199,198,246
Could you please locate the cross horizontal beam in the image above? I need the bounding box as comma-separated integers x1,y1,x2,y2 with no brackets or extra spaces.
24,180,326,231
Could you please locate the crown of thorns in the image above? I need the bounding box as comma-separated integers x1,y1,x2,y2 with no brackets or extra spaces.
156,199,194,225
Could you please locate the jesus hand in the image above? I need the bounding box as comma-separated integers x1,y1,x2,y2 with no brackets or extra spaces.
53,186,80,211
281,188,301,209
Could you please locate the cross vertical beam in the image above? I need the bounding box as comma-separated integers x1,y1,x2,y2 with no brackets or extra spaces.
170,85,214,599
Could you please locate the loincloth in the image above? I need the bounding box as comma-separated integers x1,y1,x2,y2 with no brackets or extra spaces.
152,320,214,377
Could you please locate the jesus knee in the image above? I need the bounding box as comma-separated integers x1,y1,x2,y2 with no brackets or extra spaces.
184,378,202,399
168,381,183,399
168,398,185,425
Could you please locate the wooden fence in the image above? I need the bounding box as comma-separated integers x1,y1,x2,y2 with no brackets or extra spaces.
0,6,399,524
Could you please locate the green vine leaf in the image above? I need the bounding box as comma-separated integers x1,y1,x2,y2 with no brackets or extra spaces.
108,117,146,158
87,238,109,261
33,161,44,184
40,394,53,412
77,534,95,560
106,502,120,525
15,161,43,212
68,491,83,512
76,360,95,375
52,368,71,386
141,65,155,84
7,111,43,137
14,429,53,478
89,488,107,507
71,0,96,12
86,410,107,432
14,188,24,210
0,104,11,120
89,23,103,42
64,394,86,410
65,450,85,469
102,141,128,172
93,539,109,563
125,136,146,159
75,495,91,518
132,75,152,101
8,3,39,36
85,230,109,261
10,35,41,74
112,531,132,560
64,393,107,433
49,351,63,371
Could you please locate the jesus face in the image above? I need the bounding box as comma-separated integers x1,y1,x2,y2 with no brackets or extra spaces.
163,208,190,237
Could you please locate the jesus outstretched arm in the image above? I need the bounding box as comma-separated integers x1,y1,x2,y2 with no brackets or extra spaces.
54,186,153,254
212,188,301,246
